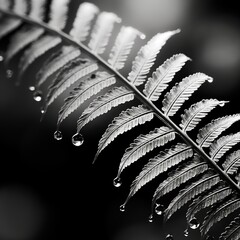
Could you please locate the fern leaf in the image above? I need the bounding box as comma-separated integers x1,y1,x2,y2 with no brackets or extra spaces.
200,197,240,237
152,158,208,209
29,0,47,20
35,45,81,88
0,0,10,11
220,215,240,240
123,144,193,206
12,0,28,15
128,30,180,86
70,2,99,42
108,26,144,70
162,73,213,117
165,173,220,221
94,105,154,162
44,58,98,111
197,114,240,148
180,99,227,132
223,150,240,175
57,71,116,128
18,35,62,80
88,12,121,54
209,132,240,162
48,0,70,30
5,26,44,63
0,18,22,39
186,184,232,222
143,54,191,101
76,86,134,132
117,127,176,178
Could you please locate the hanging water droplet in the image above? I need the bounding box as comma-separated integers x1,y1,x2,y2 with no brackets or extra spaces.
207,77,213,83
33,90,42,102
155,203,164,216
6,69,13,79
113,177,122,187
184,229,189,237
148,214,153,223
72,133,84,146
119,204,125,212
219,102,226,107
29,86,35,92
40,108,45,114
0,55,4,62
165,234,174,240
189,217,200,229
140,33,146,40
54,130,62,141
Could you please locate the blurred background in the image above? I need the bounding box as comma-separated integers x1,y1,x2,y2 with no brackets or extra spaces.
0,0,240,239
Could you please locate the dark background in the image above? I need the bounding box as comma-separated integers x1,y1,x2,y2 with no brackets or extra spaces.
1,0,240,240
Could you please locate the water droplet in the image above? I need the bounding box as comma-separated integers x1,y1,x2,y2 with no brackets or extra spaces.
29,86,35,92
165,234,174,240
189,217,200,229
40,108,45,114
6,69,13,78
72,133,84,147
0,55,4,62
54,130,62,141
207,77,213,83
120,204,125,212
140,34,146,40
148,214,153,223
113,177,122,187
219,102,226,107
33,90,42,102
184,229,189,237
155,204,164,216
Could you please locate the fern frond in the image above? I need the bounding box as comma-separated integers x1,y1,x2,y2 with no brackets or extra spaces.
186,184,232,222
88,12,121,54
95,105,154,162
128,30,180,86
29,0,47,21
117,127,176,178
18,35,62,80
143,54,191,101
123,144,193,206
152,158,208,210
35,45,81,89
76,86,134,133
180,99,228,132
162,73,213,117
70,2,99,43
197,114,240,148
57,71,116,128
200,197,240,237
5,26,44,63
223,150,240,175
48,0,70,30
209,132,240,162
44,58,98,111
108,26,144,70
165,173,220,221
220,215,240,240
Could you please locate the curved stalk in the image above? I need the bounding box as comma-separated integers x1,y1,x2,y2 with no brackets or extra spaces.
1,9,240,194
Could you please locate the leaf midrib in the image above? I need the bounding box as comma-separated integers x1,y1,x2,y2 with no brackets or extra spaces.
1,8,240,195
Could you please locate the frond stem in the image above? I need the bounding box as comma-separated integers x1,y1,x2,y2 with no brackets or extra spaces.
1,9,240,194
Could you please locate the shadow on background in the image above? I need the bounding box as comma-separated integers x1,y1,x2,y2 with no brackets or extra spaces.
0,0,240,239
